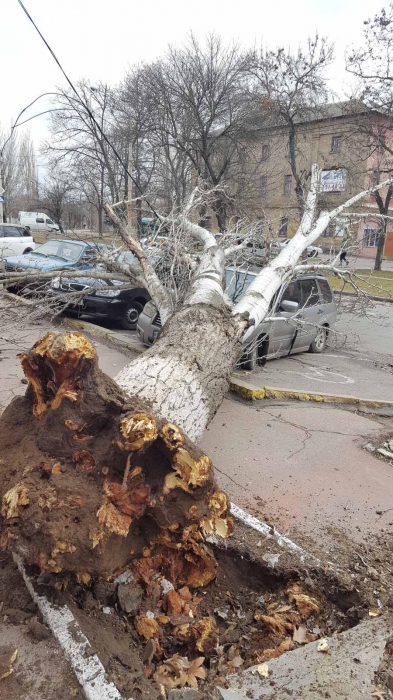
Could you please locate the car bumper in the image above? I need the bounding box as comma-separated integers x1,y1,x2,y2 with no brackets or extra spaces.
48,290,128,320
136,313,161,345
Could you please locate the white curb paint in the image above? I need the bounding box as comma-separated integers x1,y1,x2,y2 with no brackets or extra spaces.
229,502,320,565
13,554,125,700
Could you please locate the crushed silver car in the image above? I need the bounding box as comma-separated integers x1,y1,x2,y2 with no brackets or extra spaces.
137,267,337,370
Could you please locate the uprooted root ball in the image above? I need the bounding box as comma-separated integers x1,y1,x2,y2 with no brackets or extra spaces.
0,331,232,582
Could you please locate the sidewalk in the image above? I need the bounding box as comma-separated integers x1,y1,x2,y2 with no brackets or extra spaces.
234,349,393,404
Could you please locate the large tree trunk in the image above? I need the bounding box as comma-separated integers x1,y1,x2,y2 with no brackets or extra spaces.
0,324,236,584
115,305,241,441
374,220,386,271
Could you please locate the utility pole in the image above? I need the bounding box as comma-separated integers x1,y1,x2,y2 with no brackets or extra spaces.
127,143,133,233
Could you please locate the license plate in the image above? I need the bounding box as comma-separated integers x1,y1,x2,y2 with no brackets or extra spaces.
153,330,159,340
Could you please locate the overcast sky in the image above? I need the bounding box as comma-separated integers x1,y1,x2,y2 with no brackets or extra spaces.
2,0,381,159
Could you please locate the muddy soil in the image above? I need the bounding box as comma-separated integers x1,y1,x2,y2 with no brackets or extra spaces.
1,517,393,699
0,553,84,700
27,519,390,700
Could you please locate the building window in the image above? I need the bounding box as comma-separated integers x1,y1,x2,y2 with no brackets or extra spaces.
373,170,380,186
279,217,288,236
262,144,270,161
363,227,380,247
331,135,342,153
283,175,292,195
377,135,386,154
259,175,268,196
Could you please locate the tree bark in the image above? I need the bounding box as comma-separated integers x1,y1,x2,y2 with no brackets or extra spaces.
115,304,241,441
374,220,386,272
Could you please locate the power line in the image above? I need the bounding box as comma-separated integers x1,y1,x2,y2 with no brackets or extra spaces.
16,0,160,221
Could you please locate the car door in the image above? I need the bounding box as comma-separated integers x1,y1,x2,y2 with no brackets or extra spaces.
268,279,301,357
2,226,26,256
293,278,322,350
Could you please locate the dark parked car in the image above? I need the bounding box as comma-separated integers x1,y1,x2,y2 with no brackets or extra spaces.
49,252,151,330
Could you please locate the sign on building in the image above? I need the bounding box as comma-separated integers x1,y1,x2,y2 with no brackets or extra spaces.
321,169,347,192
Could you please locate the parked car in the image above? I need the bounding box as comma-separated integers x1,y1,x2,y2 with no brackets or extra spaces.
0,223,35,259
19,211,60,233
137,267,336,369
273,238,323,258
4,239,112,292
48,252,151,330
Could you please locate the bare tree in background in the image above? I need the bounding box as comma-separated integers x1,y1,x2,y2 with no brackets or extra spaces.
0,127,38,221
141,35,250,230
247,35,334,218
40,164,75,233
347,3,393,270
44,81,123,234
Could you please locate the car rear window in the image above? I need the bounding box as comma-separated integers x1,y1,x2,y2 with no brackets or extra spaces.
317,278,333,303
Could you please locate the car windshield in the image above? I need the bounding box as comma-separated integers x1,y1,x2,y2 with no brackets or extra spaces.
33,240,84,262
225,269,257,302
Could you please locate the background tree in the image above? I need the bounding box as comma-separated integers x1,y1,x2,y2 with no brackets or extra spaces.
247,36,334,218
347,3,393,270
40,164,75,232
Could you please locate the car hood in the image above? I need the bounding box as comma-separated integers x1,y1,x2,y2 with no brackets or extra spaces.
5,253,72,270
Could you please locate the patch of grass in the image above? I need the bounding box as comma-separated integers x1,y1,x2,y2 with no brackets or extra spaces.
325,269,393,298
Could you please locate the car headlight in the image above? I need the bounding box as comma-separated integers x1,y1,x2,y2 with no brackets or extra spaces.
142,301,157,318
51,277,60,289
96,288,120,298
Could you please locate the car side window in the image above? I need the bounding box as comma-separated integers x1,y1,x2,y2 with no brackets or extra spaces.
22,228,31,237
300,279,320,307
4,227,21,238
281,280,302,305
36,218,45,223
317,278,333,303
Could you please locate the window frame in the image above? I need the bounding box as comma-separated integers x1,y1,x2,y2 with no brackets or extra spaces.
261,144,270,162
331,135,343,154
283,175,292,196
279,216,289,237
363,227,380,248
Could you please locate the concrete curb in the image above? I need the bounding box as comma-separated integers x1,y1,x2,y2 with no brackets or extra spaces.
230,376,393,409
13,554,124,700
334,289,393,303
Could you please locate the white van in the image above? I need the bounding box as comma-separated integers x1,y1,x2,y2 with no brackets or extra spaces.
19,212,60,233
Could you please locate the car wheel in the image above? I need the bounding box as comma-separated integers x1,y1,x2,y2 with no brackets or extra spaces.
23,248,33,254
120,301,144,330
309,326,327,353
239,344,257,371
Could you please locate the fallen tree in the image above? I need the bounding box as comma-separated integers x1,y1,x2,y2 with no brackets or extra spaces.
0,165,391,586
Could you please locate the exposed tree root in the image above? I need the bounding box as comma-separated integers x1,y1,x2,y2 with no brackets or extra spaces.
0,332,232,587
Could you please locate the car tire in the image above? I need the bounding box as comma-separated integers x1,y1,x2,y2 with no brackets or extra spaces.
309,326,327,353
120,301,144,331
239,344,257,371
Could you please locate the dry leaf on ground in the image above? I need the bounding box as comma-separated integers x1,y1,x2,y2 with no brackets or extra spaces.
0,649,18,680
257,663,269,678
317,639,329,653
